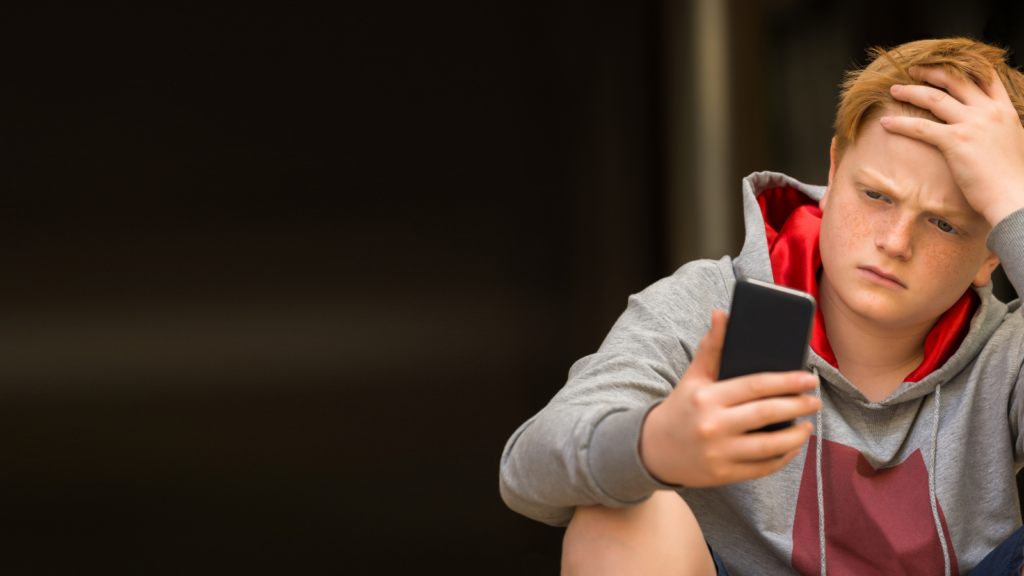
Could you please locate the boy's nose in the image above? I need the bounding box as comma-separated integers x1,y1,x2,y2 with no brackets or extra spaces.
875,216,914,260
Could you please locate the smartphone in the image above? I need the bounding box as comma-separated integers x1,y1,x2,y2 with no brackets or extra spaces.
718,278,817,433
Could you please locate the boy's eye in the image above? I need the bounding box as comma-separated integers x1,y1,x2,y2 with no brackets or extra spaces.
929,218,958,234
865,190,891,203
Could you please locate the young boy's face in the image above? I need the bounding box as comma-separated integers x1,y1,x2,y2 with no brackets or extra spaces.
819,114,1000,330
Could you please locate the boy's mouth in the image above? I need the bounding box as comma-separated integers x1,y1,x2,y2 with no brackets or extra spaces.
857,266,907,290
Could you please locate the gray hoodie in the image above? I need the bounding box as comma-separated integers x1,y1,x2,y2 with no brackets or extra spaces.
499,172,1024,575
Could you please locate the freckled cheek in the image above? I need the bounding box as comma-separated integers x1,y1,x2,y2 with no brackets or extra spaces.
820,207,875,265
915,241,979,289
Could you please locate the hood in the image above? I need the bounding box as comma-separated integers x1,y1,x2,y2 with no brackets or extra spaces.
731,172,1000,406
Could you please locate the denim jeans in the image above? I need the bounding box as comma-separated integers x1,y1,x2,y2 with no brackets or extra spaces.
708,525,1024,576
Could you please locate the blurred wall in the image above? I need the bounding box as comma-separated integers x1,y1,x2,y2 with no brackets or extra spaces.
1,1,666,574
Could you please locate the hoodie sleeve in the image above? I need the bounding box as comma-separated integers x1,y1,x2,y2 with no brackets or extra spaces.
499,259,732,526
985,208,1024,459
987,207,1024,304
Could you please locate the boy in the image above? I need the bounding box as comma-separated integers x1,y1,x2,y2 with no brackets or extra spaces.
500,39,1024,575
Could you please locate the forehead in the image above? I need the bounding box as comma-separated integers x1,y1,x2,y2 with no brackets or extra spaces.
839,117,972,214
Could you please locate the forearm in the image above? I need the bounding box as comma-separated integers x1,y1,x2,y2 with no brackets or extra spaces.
499,259,731,523
499,402,671,526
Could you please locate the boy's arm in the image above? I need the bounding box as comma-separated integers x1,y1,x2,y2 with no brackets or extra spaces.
500,261,718,526
500,260,820,525
987,208,1024,302
986,212,1024,459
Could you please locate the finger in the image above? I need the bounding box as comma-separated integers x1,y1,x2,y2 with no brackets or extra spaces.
723,446,803,483
721,395,821,435
984,67,1013,105
713,370,818,406
879,115,951,149
688,310,728,382
890,84,968,123
727,421,814,461
910,65,988,107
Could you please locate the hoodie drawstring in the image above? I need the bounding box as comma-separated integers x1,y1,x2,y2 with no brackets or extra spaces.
813,367,826,576
929,383,951,576
813,372,950,576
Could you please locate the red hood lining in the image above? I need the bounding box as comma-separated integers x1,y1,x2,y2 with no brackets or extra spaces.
757,186,978,383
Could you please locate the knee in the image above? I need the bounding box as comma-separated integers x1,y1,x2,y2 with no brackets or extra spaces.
562,505,637,576
560,491,714,576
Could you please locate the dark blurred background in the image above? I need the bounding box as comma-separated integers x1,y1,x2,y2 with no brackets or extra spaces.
1,1,1022,574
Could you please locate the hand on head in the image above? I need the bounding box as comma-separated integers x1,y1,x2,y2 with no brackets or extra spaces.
882,65,1024,226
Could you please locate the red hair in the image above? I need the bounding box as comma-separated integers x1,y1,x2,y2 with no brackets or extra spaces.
834,38,1024,160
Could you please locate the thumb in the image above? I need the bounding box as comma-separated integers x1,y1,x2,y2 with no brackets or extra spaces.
688,310,728,382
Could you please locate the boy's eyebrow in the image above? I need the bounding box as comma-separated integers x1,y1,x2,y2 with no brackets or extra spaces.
853,168,972,221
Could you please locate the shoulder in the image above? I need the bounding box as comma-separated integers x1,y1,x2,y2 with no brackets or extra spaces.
569,258,735,393
970,292,1024,376
601,258,734,352
985,294,1022,345
631,258,735,317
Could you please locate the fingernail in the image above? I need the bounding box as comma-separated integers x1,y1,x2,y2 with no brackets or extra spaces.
891,84,903,93
802,374,818,388
880,116,892,126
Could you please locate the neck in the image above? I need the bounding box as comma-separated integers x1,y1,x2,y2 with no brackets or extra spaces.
818,271,935,402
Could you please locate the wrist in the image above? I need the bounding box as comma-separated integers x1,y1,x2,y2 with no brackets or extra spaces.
639,402,675,485
979,187,1024,227
984,203,1024,227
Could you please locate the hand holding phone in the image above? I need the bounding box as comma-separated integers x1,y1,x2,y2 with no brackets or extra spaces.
719,278,817,432
639,298,821,487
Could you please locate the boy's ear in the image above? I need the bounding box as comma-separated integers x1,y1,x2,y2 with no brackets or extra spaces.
972,252,1002,287
822,138,838,210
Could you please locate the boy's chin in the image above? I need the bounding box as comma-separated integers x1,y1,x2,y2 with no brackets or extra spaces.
842,291,937,330
839,289,921,325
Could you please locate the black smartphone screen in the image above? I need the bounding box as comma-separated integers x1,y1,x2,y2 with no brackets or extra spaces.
718,278,816,432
